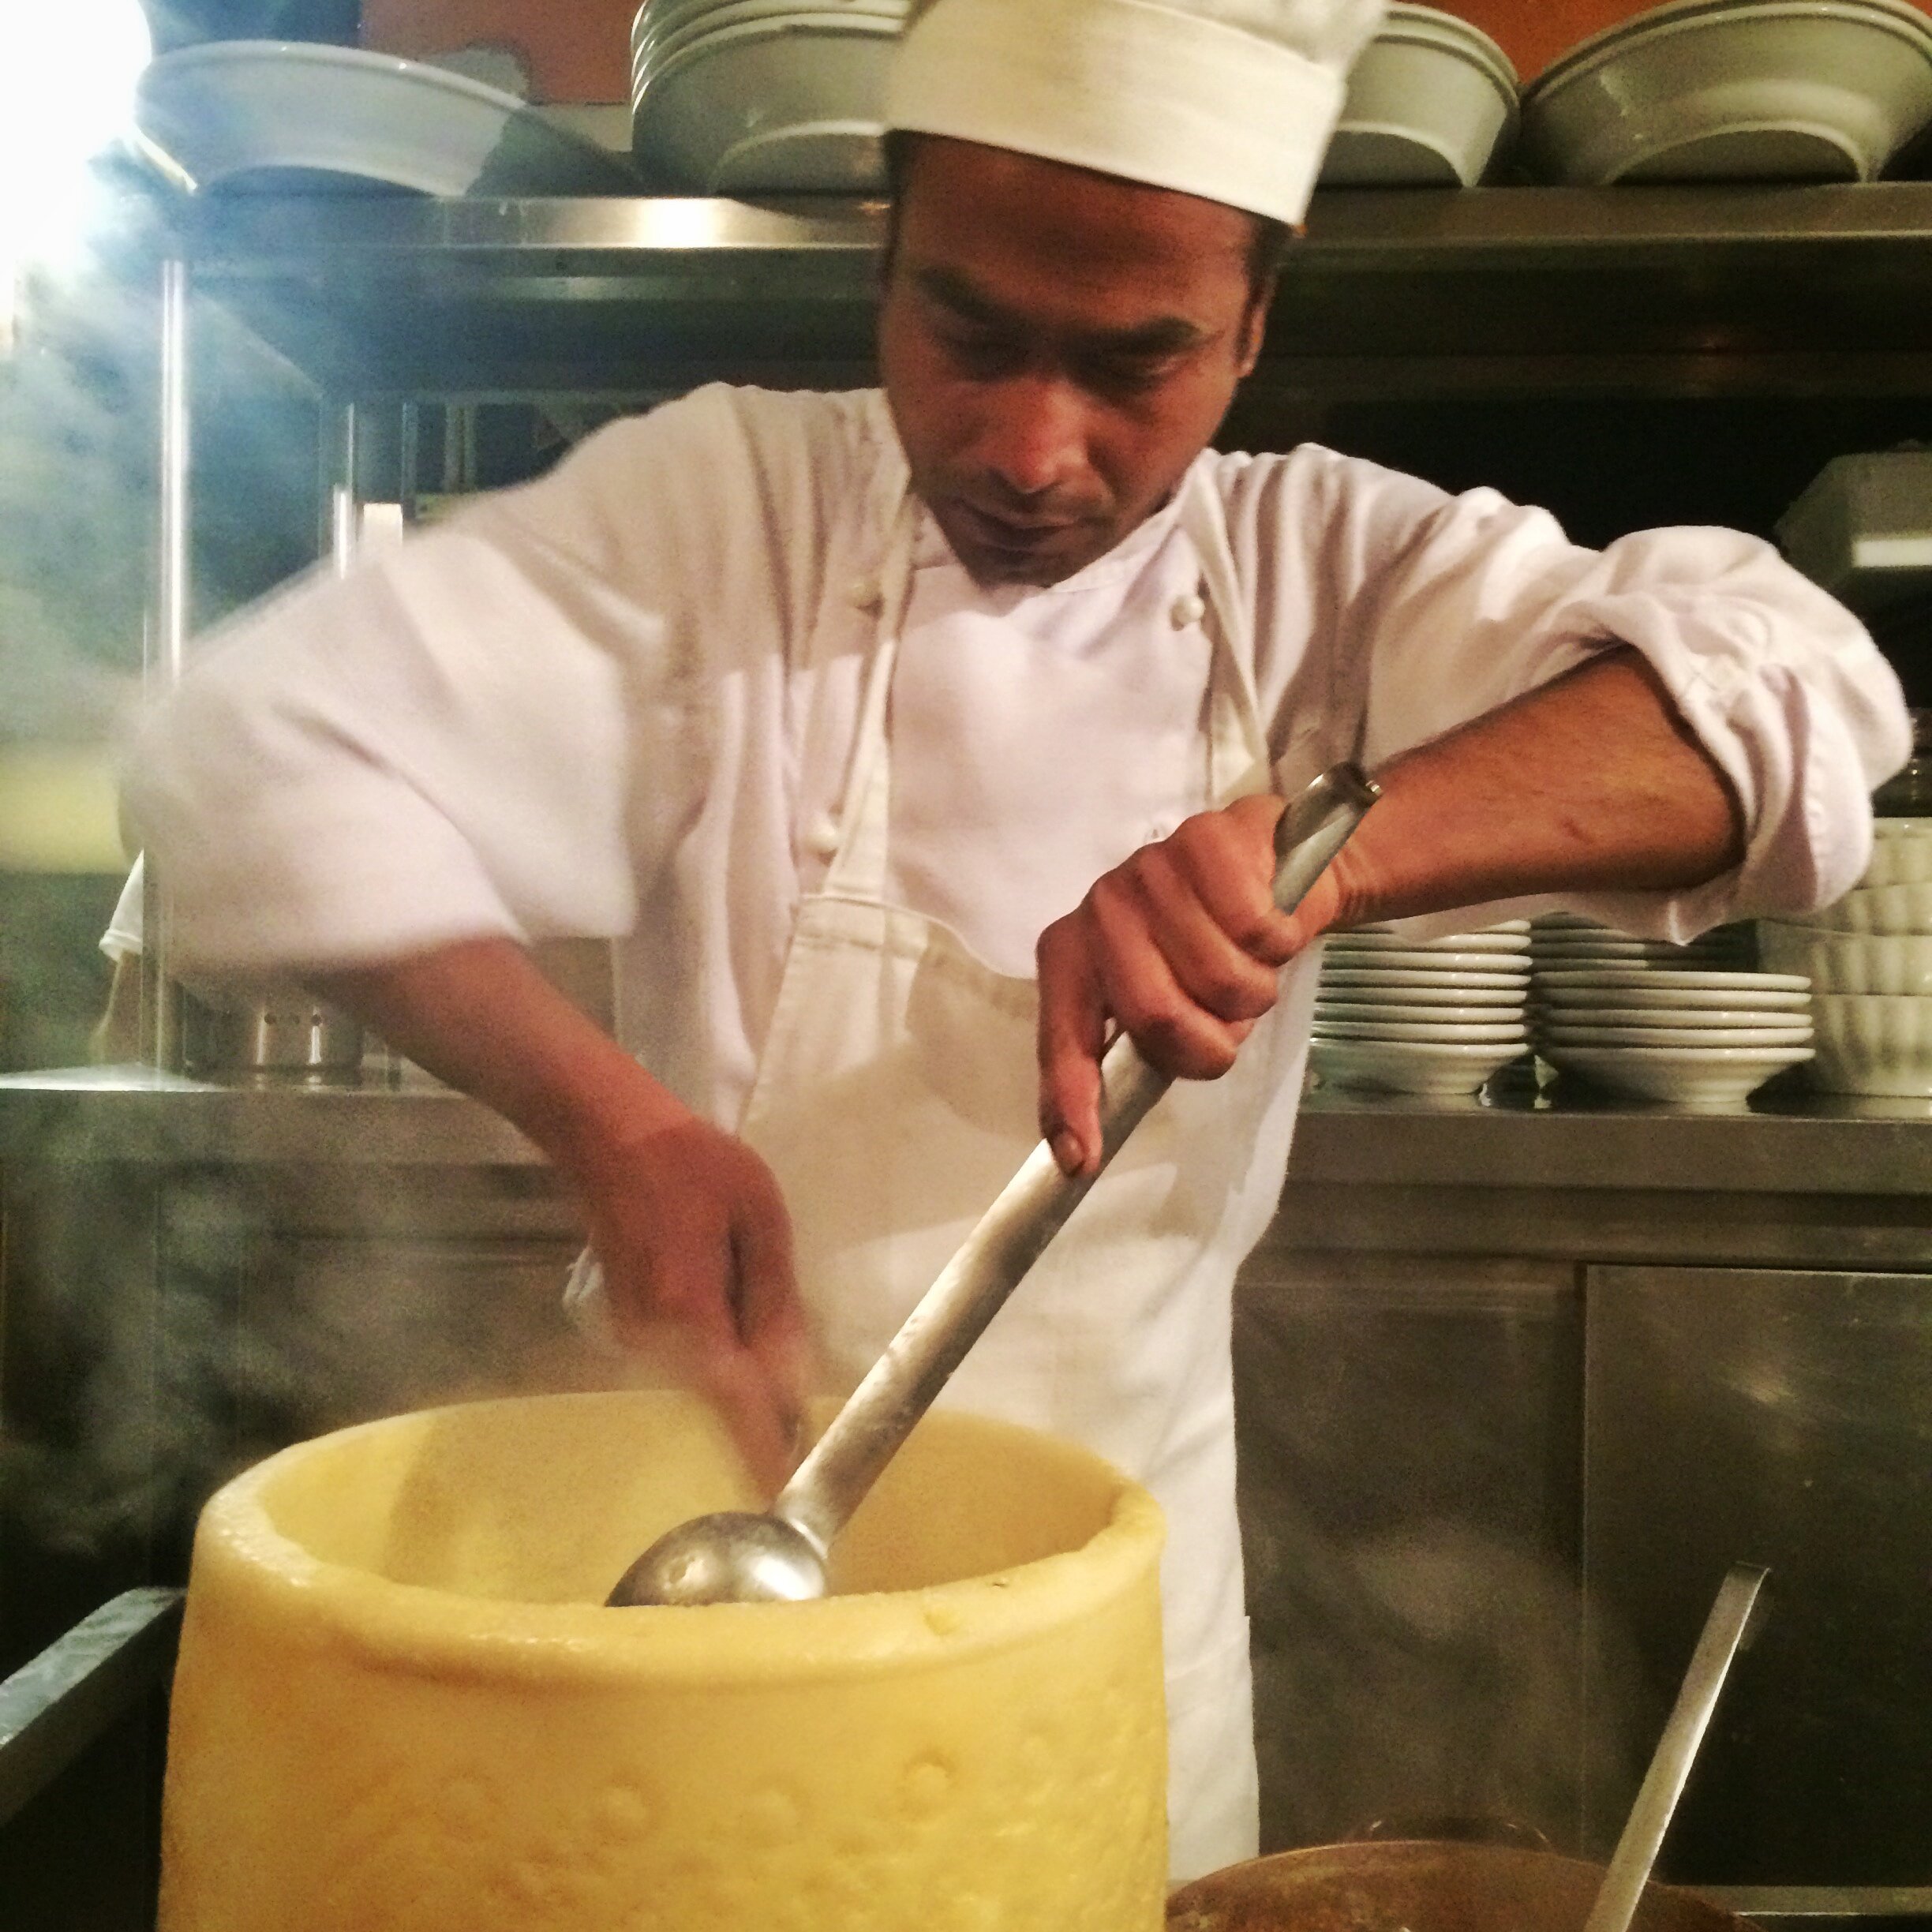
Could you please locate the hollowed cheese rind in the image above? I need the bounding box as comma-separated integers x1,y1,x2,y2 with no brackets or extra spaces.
159,1390,1168,1932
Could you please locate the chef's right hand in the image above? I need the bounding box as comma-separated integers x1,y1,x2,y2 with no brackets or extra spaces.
567,1099,811,1496
302,938,812,1494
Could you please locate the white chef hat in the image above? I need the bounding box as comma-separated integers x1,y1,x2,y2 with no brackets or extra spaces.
885,0,1388,227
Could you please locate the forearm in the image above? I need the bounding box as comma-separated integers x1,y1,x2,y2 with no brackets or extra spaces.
307,938,679,1185
1324,645,1747,929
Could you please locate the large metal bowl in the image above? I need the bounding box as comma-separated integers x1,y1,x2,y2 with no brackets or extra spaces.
1166,1840,1748,1932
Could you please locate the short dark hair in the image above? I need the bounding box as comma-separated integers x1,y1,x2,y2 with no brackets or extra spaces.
882,129,1292,305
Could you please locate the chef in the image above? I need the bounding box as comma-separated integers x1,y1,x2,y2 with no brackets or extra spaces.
127,0,1907,1883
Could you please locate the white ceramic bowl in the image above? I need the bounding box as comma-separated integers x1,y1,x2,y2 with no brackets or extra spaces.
1809,990,1932,1093
1320,3,1519,186
1329,930,1530,954
1787,880,1932,934
1536,1021,1814,1048
1533,1002,1811,1031
1865,819,1932,887
1310,1037,1527,1096
1314,1017,1530,1043
1537,1040,1814,1108
137,42,642,195
1316,996,1529,1024
1533,981,1810,1013
1321,948,1532,977
631,12,900,191
1519,0,1932,185
1757,923,1932,994
1534,967,1810,997
637,0,900,36
632,0,901,85
1530,939,1749,965
1317,978,1528,1007
1318,967,1533,994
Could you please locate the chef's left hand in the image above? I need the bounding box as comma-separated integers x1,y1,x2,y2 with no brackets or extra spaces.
1035,793,1339,1178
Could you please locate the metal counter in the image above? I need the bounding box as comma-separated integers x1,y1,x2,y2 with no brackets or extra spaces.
3,1061,1930,1195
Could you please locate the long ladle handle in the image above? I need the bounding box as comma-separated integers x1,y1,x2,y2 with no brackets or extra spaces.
773,762,1381,1558
1582,1563,1770,1932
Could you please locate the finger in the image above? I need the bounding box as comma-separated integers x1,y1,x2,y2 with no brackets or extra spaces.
1125,842,1281,1023
1085,871,1249,1080
729,1182,814,1459
692,1335,802,1498
601,1215,803,1495
1166,804,1305,968
1035,918,1110,1177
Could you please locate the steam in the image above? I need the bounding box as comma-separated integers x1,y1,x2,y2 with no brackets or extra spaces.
0,0,150,296
1236,1258,1642,1856
2,1125,616,1574
0,0,153,743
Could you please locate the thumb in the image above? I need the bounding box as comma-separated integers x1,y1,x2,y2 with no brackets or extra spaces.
1279,856,1349,955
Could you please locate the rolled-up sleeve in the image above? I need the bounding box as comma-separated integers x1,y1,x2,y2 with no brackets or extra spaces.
1255,450,1913,939
125,519,661,975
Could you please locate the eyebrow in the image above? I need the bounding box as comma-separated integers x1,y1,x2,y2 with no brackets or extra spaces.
912,264,1211,357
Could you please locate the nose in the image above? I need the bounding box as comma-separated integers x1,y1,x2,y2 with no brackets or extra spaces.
968,374,1091,504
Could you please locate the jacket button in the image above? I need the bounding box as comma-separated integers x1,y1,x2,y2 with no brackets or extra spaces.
805,814,841,859
848,575,883,612
1170,590,1206,629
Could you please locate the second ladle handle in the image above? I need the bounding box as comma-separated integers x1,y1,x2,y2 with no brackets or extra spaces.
1582,1563,1769,1932
773,762,1381,1560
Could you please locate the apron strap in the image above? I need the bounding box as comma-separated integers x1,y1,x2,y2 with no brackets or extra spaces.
823,493,919,903
1178,468,1273,806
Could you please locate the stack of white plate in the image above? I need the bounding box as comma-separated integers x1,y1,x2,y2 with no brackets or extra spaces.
1758,818,1932,1095
1530,915,1813,1107
1309,922,1531,1095
631,0,907,192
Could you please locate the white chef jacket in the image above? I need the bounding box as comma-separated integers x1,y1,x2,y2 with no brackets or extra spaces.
127,384,1907,1121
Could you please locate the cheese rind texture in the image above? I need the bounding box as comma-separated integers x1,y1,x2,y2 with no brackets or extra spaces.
158,1390,1168,1930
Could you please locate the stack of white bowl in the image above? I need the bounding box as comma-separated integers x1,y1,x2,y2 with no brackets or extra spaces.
1320,4,1519,187
1530,915,1814,1108
631,0,907,193
1309,921,1531,1096
1519,0,1932,186
1758,819,1932,1095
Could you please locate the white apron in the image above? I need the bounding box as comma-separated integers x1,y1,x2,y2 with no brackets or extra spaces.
731,470,1282,1881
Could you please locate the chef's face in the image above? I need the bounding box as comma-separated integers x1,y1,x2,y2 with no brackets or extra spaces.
879,136,1272,588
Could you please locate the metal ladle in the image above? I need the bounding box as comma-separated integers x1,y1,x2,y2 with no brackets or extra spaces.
1582,1563,1770,1932
607,762,1381,1608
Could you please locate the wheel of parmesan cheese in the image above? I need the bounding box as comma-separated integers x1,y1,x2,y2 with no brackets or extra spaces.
158,1390,1167,1930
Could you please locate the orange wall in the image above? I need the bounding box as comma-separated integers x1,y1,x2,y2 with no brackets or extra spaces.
361,0,640,101
1435,0,1932,79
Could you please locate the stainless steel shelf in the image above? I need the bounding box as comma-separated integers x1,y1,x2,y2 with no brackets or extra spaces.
4,1063,1929,1200
173,182,1932,396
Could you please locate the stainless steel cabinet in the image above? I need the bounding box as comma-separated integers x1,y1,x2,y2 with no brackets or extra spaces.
1235,1251,1589,1852
1582,1263,1932,1884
